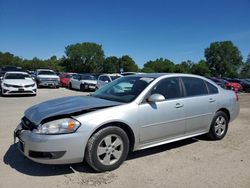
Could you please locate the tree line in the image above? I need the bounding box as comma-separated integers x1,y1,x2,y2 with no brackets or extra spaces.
0,41,250,78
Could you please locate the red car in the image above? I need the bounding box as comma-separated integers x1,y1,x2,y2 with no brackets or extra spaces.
59,73,76,87
225,82,242,92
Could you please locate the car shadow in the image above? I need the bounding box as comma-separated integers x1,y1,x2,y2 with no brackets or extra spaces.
4,138,199,176
3,144,96,176
1,94,35,98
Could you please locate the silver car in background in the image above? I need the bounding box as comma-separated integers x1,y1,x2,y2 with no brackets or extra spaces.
14,73,239,172
96,73,122,89
35,69,60,88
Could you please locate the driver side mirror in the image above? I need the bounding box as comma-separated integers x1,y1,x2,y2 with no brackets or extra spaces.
147,94,165,103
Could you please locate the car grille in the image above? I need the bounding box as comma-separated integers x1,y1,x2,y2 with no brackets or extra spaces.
21,117,37,131
88,83,96,86
9,91,33,94
40,78,58,82
10,85,24,88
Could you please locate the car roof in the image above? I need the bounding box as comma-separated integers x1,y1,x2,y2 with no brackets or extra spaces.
100,73,122,76
36,69,54,71
5,71,29,74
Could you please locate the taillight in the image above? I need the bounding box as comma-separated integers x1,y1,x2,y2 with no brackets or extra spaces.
234,91,239,101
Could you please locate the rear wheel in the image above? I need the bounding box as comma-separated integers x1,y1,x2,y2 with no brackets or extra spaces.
207,111,229,140
85,126,129,172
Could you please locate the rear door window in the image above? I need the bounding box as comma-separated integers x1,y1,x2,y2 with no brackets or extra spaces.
205,81,219,94
182,77,208,97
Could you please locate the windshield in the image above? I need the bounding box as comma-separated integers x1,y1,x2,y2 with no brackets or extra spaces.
92,76,155,103
110,76,121,81
5,73,31,79
81,75,96,80
38,71,56,75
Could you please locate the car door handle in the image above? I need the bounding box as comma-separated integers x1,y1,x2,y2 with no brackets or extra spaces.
208,98,216,103
175,103,184,108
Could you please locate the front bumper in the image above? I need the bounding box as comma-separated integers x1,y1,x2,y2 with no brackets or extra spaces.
37,80,60,87
1,86,36,95
14,124,88,164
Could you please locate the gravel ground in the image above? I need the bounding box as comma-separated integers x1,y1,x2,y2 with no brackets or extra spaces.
0,88,249,188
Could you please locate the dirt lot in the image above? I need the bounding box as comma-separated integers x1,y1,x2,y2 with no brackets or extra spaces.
0,88,249,188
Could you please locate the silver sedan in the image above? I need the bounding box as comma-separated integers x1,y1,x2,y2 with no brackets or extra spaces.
14,73,239,172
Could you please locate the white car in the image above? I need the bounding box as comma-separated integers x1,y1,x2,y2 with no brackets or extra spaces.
69,74,97,91
1,71,37,96
96,73,122,89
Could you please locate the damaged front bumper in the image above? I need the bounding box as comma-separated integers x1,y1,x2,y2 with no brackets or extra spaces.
14,123,88,164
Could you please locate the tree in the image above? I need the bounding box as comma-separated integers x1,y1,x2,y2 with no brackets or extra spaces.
64,42,105,73
174,60,193,73
142,58,174,73
118,55,138,72
191,60,211,77
204,41,243,77
246,52,250,64
103,56,119,73
240,63,250,78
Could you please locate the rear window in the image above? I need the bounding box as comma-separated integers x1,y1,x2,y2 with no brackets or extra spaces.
182,77,208,97
206,81,218,94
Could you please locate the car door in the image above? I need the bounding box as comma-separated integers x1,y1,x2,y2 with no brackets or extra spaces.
181,77,217,134
138,77,186,143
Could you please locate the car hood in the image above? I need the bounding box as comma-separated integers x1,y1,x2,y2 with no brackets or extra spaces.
82,80,97,84
3,79,35,86
24,96,122,125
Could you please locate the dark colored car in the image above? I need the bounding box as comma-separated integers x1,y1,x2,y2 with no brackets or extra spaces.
0,65,23,78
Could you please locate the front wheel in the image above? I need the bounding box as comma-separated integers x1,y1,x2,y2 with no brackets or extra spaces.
69,83,72,90
80,84,85,91
207,111,229,140
85,126,129,172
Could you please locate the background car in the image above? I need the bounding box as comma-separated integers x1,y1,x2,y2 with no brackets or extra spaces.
1,71,37,96
69,74,97,91
96,73,122,89
59,73,76,87
35,69,60,88
210,77,242,92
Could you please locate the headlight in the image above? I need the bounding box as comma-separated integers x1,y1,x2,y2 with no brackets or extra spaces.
35,118,81,134
3,83,12,87
25,83,35,87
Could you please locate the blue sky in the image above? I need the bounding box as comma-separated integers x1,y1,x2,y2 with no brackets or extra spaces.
0,0,250,67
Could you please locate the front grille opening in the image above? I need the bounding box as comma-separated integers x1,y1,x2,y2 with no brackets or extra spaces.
29,150,66,159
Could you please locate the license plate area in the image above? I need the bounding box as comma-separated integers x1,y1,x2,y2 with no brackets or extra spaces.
18,88,24,91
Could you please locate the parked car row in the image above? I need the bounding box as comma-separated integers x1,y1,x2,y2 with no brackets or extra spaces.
209,77,250,92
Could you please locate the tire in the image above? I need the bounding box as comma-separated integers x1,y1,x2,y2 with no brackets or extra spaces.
80,84,85,92
69,83,72,90
207,111,229,140
85,126,129,172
